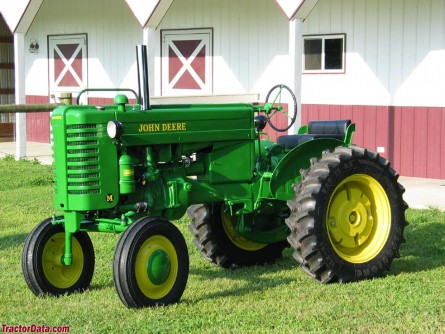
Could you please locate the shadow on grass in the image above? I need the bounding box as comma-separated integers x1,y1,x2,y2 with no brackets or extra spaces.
20,209,445,300
187,256,299,303
88,251,299,297
185,210,445,302
391,220,445,274
0,233,27,251
90,281,115,290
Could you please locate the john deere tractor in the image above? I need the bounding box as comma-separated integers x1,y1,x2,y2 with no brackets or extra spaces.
22,46,408,308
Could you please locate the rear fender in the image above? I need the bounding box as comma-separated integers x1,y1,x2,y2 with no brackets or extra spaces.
269,139,344,201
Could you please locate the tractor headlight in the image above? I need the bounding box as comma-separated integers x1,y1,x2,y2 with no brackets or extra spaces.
107,121,124,139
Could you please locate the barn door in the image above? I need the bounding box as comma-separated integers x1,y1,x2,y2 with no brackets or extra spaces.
161,29,212,96
0,15,15,141
48,34,87,104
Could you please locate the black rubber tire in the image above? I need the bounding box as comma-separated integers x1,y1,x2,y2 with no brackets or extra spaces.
286,146,408,283
187,203,288,268
113,217,189,308
22,217,95,296
265,84,297,132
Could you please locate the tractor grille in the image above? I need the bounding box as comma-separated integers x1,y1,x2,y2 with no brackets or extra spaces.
66,124,101,195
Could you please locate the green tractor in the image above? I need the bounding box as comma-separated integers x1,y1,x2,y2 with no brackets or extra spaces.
22,46,408,308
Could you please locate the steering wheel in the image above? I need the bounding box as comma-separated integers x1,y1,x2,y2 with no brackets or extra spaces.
264,84,297,132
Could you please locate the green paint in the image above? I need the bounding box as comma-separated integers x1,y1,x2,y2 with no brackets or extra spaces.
49,93,355,277
147,250,171,285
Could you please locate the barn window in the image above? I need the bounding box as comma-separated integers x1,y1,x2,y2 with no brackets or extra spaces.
303,34,345,73
161,28,213,96
48,34,88,103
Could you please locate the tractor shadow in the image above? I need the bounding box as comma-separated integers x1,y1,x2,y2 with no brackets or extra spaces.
186,250,300,303
388,212,445,275
0,233,27,251
186,210,445,303
88,248,300,294
81,209,445,297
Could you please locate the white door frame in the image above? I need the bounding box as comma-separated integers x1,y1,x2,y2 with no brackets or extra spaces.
161,28,213,96
48,34,88,103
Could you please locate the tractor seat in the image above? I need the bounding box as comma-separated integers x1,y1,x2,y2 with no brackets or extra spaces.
278,120,351,149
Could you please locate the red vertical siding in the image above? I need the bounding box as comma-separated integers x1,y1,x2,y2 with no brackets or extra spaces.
24,96,135,143
426,107,442,178
391,106,402,175
413,107,428,177
441,111,445,178
399,107,415,177
339,105,354,123
302,104,385,158
363,106,377,152
302,104,445,179
88,97,114,105
26,95,51,143
375,106,390,159
259,102,289,142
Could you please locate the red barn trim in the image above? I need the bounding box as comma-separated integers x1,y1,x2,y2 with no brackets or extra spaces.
303,104,445,179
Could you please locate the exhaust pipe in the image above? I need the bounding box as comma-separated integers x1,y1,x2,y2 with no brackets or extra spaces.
136,45,150,110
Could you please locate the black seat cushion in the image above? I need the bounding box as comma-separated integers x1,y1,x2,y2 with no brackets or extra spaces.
277,120,351,149
308,120,351,135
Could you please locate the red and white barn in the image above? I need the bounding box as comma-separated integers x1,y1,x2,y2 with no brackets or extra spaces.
301,0,445,179
1,0,444,179
1,0,310,146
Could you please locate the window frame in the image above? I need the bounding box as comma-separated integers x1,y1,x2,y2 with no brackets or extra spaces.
302,33,346,74
160,28,213,96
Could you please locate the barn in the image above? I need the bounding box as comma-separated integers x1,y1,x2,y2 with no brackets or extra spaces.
1,0,444,179
1,0,313,144
301,0,445,179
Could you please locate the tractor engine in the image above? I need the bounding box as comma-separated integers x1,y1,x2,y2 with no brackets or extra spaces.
51,94,259,234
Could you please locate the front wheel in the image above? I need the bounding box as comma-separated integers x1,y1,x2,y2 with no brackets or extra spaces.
22,217,95,296
113,217,189,308
286,146,408,283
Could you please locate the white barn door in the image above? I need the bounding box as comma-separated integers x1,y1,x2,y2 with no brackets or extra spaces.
161,29,213,96
48,34,87,103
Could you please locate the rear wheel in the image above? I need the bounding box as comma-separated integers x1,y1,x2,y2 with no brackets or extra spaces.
113,217,189,308
286,146,408,283
188,203,287,268
22,217,94,295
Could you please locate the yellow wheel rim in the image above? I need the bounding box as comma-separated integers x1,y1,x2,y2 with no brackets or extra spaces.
221,206,267,251
135,236,178,300
42,233,83,289
326,174,391,263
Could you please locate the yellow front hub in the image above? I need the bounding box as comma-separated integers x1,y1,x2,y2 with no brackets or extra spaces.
42,233,83,289
326,174,391,263
221,206,267,251
135,236,178,300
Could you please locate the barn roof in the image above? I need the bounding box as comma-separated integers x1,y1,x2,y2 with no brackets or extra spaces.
126,0,319,28
0,0,43,33
0,0,319,33
275,0,319,20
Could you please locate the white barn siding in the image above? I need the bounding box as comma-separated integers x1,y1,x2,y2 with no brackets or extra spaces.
302,0,445,179
156,0,290,100
25,0,142,99
302,0,445,108
24,0,294,101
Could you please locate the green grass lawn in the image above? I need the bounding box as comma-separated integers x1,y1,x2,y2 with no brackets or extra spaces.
1,156,445,333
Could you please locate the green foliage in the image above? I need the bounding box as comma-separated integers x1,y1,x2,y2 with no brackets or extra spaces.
1,157,445,333
0,155,53,191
